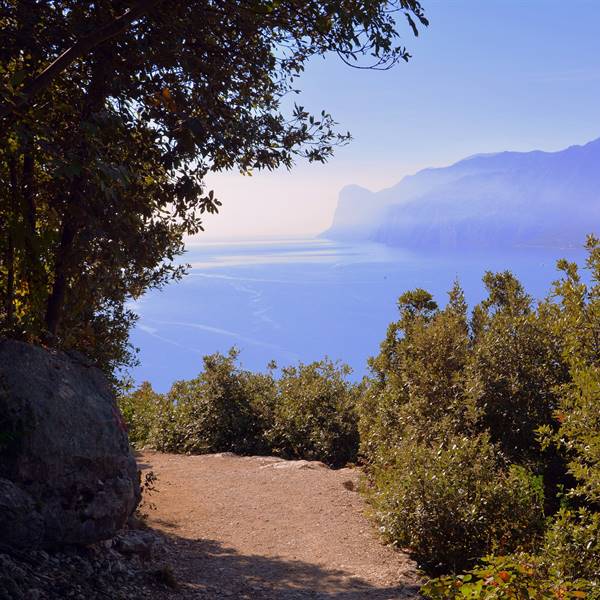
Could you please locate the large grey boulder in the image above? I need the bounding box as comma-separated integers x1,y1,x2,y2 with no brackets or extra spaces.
0,339,140,548
0,478,44,548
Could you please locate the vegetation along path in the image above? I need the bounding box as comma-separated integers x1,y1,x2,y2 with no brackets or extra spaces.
140,452,420,599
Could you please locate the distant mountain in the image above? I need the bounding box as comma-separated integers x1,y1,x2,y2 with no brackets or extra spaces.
322,138,600,249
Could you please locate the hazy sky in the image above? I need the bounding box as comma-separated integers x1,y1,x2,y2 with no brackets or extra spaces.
196,0,600,241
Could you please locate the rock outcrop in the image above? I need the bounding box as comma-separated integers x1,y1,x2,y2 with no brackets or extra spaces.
0,339,140,548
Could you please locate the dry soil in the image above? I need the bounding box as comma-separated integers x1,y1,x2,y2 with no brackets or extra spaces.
139,451,420,599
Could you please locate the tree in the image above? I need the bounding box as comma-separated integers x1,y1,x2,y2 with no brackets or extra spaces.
469,272,568,466
0,0,428,373
358,244,600,576
541,235,600,505
358,280,546,573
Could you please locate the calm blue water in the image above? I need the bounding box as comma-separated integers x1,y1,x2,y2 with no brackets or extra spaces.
129,239,586,391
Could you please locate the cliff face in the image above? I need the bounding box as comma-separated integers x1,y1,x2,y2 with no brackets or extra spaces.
322,138,600,249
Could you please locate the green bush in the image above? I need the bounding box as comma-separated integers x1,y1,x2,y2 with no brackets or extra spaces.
366,433,545,573
119,350,272,454
356,242,600,576
161,350,271,455
119,352,358,466
360,284,473,462
358,278,553,573
468,272,567,467
539,238,600,508
422,554,597,600
119,380,170,448
267,359,359,467
542,508,600,582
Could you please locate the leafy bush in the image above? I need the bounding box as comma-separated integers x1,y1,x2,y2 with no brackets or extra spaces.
359,284,474,463
158,349,271,455
119,381,171,448
366,433,545,573
119,350,271,454
119,352,358,466
359,237,600,583
267,359,359,467
358,279,553,573
422,554,597,600
542,508,600,582
538,238,600,508
468,272,567,467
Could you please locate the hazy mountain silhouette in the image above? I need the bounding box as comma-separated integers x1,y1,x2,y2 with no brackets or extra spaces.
322,138,600,249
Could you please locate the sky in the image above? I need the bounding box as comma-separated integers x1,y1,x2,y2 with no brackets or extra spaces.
195,0,600,241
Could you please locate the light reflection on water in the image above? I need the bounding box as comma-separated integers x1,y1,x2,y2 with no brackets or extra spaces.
185,238,404,270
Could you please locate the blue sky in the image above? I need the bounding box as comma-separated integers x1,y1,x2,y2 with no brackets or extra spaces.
198,0,600,240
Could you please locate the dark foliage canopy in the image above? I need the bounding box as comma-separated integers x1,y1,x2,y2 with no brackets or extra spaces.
0,0,427,372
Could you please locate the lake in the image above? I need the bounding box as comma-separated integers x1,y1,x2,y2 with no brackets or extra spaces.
129,238,587,391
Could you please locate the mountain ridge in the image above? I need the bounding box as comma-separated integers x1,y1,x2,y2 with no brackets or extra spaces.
323,137,600,249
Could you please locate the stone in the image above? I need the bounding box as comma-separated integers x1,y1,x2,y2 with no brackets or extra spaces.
269,459,328,470
114,531,156,560
0,339,140,548
0,478,44,548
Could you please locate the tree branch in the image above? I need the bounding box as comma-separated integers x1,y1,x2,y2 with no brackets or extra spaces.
0,0,165,121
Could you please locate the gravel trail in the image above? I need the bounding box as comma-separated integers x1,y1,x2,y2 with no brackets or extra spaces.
139,451,420,599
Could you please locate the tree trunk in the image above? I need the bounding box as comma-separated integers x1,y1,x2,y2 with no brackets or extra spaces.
5,157,19,329
4,233,15,331
44,31,110,339
21,147,36,238
20,141,44,296
45,218,76,336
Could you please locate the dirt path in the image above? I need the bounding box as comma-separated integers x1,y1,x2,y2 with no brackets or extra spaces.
139,452,420,599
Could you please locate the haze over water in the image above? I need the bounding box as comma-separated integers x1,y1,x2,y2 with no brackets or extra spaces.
129,239,586,391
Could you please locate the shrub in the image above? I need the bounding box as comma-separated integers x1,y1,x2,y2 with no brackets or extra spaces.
539,366,600,506
119,352,359,466
468,272,567,467
147,393,186,453
366,433,545,573
119,381,169,448
542,508,600,582
359,284,474,463
164,349,271,455
267,359,359,467
539,238,600,508
421,554,597,600
358,268,588,575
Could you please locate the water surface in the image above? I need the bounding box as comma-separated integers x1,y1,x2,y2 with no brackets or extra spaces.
129,238,586,391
